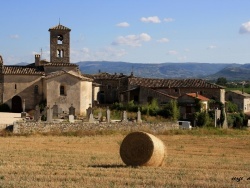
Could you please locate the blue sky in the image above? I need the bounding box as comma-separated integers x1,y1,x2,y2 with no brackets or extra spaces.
1,0,250,65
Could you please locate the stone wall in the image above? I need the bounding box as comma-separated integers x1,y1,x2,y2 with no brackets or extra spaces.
3,74,43,111
13,120,179,134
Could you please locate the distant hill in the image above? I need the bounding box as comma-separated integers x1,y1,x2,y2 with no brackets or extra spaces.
76,61,234,79
14,62,29,66
206,64,250,80
14,61,250,80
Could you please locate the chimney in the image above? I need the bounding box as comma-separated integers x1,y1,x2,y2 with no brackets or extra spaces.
35,54,41,66
130,71,134,77
196,92,199,98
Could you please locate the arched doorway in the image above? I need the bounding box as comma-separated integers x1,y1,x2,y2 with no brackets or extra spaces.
12,96,22,113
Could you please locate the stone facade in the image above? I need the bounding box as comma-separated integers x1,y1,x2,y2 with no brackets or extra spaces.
121,86,177,105
45,70,92,115
90,72,129,104
0,24,94,116
225,90,250,113
3,74,44,112
178,93,209,120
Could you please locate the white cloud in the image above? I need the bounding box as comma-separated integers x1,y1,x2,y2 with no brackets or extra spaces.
140,16,161,23
112,33,151,47
157,38,169,43
116,22,130,27
70,47,127,62
239,21,250,34
163,18,174,22
10,34,19,39
167,50,178,55
178,56,187,61
207,45,217,50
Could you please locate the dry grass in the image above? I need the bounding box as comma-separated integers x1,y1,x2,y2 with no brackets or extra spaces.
0,132,250,187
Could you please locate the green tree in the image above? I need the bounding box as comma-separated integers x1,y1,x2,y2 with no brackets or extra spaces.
226,101,238,113
216,77,227,86
148,98,160,116
165,100,179,121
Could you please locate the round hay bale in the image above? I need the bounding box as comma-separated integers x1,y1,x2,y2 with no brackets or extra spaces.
120,131,166,167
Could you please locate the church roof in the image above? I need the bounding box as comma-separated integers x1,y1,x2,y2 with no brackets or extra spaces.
128,77,223,89
45,70,93,81
3,66,44,75
43,62,77,67
48,24,71,31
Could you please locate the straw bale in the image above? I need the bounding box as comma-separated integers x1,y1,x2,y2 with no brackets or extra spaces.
120,131,166,167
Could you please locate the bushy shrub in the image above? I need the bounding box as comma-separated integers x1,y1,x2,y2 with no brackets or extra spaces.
226,101,238,113
227,113,247,128
0,103,10,112
160,100,179,121
195,111,211,127
111,102,125,111
126,100,138,112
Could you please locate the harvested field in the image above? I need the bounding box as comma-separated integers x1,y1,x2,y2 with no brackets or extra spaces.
0,132,250,187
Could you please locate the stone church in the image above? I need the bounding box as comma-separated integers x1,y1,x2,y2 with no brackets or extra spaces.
0,24,94,116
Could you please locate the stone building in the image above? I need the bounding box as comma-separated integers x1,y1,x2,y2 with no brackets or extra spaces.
225,90,250,113
178,93,209,119
0,24,93,116
91,73,225,106
89,72,129,104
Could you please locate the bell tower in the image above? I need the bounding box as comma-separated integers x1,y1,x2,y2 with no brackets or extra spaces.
48,24,71,64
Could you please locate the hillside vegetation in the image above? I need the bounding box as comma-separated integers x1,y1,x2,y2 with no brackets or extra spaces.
77,61,233,79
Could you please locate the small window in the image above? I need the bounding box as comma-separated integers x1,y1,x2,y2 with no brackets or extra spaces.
57,35,63,44
14,84,17,90
57,49,64,58
60,85,65,95
174,88,178,92
34,85,39,94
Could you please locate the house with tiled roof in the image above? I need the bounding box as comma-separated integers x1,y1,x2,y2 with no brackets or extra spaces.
0,24,93,116
88,72,225,106
225,90,250,113
178,93,210,120
123,77,225,105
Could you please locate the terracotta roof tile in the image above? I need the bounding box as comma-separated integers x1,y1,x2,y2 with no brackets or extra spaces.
3,66,44,75
44,63,77,67
186,93,209,101
128,77,222,89
91,72,128,80
227,90,250,97
48,24,71,31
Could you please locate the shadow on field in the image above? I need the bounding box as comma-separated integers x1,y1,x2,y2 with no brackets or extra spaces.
88,164,129,168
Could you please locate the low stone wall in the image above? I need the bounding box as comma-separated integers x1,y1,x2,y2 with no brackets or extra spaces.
13,120,179,134
0,124,9,130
